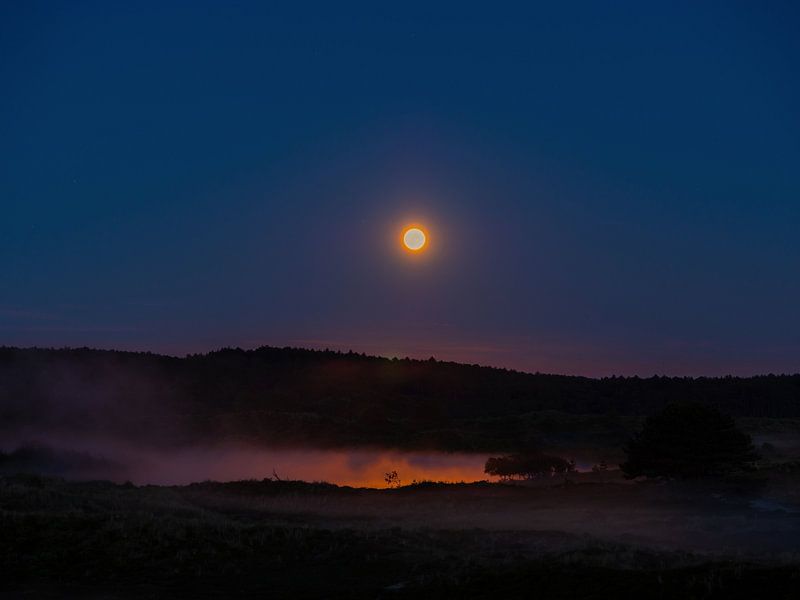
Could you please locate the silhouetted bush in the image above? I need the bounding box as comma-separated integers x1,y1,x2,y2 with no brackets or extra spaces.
383,470,401,488
485,453,575,480
621,402,758,479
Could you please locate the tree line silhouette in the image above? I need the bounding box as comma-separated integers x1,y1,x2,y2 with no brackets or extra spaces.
1,346,798,451
485,453,576,480
484,401,760,480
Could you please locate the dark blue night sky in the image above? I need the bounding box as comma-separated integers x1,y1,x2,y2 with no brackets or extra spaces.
2,1,799,375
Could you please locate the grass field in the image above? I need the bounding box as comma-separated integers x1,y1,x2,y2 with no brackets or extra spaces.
2,470,799,599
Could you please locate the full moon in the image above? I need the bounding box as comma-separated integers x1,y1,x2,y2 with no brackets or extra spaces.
402,227,427,251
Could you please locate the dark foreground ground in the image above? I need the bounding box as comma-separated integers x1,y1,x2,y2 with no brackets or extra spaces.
2,470,800,599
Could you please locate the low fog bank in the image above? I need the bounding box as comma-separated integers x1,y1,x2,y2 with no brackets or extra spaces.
0,437,497,487
3,347,799,490
0,347,628,484
3,438,800,558
0,432,619,486
0,443,125,481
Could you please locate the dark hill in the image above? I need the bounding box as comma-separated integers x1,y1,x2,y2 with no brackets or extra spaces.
1,346,798,451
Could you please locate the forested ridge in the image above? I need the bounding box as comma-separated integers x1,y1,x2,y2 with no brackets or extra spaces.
1,346,798,451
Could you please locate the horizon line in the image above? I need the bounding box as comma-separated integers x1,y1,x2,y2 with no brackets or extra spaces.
3,344,799,381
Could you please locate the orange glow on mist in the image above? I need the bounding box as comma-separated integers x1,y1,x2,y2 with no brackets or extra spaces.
121,447,491,487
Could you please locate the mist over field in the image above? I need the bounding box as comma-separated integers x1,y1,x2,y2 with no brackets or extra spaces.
2,346,799,482
3,347,800,563
2,349,799,598
0,344,798,598
3,346,799,485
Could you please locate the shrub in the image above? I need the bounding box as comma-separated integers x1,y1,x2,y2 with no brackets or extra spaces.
621,402,758,479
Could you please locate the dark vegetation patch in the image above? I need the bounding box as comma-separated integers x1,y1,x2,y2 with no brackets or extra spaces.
390,562,800,600
2,475,799,599
622,402,759,479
